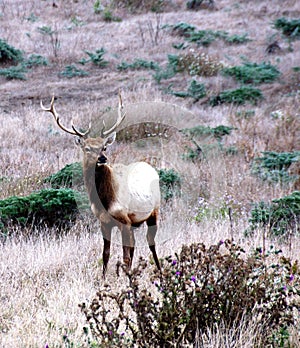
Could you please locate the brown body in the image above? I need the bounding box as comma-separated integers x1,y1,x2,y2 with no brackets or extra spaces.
41,94,161,277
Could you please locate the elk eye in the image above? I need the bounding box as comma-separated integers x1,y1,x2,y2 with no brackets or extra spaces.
102,146,107,151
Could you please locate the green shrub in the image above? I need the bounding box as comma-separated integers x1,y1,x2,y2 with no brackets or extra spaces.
222,62,280,85
247,191,300,237
251,151,300,184
210,86,263,106
117,58,159,71
44,162,83,188
183,124,234,141
111,0,165,13
170,79,206,101
0,188,81,235
81,240,300,347
186,0,214,10
169,22,249,47
0,38,23,64
79,48,108,67
224,33,250,44
158,168,181,201
0,65,27,80
23,54,48,68
59,64,89,78
274,17,300,39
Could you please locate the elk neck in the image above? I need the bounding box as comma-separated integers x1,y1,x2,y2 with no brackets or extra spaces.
83,162,117,211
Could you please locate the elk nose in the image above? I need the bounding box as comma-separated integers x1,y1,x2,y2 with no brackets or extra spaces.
97,154,107,164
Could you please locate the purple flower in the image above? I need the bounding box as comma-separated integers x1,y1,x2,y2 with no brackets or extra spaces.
219,240,224,245
172,260,177,266
108,330,113,335
120,332,125,337
176,271,181,276
289,274,294,282
191,276,196,282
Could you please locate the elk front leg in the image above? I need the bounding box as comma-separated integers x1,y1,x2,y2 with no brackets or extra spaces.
101,222,113,279
121,225,135,270
146,213,161,272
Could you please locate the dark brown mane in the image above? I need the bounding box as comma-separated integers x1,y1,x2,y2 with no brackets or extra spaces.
95,164,116,211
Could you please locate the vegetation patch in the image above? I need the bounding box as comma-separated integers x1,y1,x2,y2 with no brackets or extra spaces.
222,61,280,85
44,162,83,188
0,188,81,236
117,58,159,71
79,48,109,67
251,151,300,185
247,191,300,237
158,168,181,201
170,79,206,101
168,22,250,46
274,17,300,39
81,240,300,347
0,38,23,64
209,86,263,106
59,64,89,78
176,50,223,77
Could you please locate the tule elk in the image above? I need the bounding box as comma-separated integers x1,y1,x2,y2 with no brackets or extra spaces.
41,93,161,278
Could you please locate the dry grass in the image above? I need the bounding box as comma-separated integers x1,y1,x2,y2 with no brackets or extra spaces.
0,0,300,346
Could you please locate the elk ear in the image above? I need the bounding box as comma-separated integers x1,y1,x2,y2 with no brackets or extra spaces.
105,132,116,146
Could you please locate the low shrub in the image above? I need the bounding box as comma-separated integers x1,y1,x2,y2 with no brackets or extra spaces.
79,48,108,67
81,240,300,347
44,162,83,188
210,86,263,106
117,58,159,71
158,168,181,201
251,151,300,184
0,64,27,80
0,188,81,236
222,61,280,85
0,38,23,64
247,191,300,237
176,50,223,77
170,79,206,101
183,124,234,141
274,17,300,39
59,64,89,78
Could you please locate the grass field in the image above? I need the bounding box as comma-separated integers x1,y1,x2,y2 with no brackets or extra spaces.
0,0,299,346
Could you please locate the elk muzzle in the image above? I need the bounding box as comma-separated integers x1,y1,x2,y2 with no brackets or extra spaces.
97,154,107,165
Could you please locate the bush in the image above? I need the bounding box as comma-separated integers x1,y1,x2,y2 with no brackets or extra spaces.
158,168,181,201
0,65,27,80
79,48,108,67
111,0,165,13
23,54,48,68
251,151,300,184
274,17,300,39
183,124,234,141
170,79,206,101
44,162,83,188
176,50,223,77
80,240,300,347
59,64,89,78
117,58,159,71
210,86,263,106
0,188,81,236
0,38,23,64
222,61,280,85
247,191,300,237
168,22,249,47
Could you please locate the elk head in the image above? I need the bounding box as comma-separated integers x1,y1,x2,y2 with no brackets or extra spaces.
41,93,161,278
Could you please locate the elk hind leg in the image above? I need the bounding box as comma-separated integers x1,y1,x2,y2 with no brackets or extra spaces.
146,212,161,271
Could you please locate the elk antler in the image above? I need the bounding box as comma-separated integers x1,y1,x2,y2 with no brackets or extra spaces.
101,90,126,137
41,96,91,138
